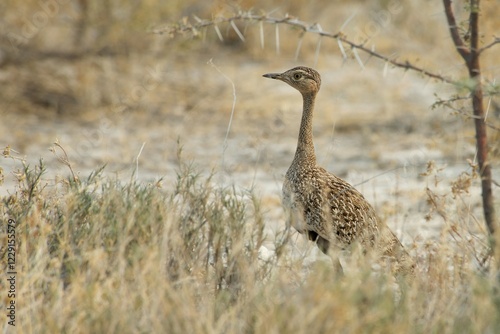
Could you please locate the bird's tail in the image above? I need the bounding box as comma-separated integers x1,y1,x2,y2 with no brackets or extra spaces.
376,226,416,278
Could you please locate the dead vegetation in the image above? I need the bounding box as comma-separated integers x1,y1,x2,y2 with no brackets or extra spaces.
1,0,499,332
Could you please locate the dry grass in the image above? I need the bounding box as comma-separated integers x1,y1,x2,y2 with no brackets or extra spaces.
1,154,499,333
1,0,500,332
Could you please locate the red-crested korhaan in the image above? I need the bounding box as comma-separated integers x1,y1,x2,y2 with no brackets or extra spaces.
263,66,414,277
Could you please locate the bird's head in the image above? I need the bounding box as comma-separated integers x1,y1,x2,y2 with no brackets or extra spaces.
263,66,321,95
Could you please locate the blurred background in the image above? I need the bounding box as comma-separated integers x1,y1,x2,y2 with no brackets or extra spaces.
1,0,498,239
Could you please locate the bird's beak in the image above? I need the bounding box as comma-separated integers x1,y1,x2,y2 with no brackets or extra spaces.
263,73,282,80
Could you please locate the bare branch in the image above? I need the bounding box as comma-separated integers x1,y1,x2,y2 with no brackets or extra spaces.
337,39,453,83
442,0,471,62
469,0,480,58
155,13,457,84
478,37,500,54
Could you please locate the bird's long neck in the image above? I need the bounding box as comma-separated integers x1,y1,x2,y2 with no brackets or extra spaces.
293,92,317,166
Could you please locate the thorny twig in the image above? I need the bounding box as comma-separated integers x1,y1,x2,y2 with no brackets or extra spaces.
443,0,471,62
153,12,457,84
478,37,500,54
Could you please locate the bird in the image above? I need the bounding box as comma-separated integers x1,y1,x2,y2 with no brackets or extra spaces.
263,66,414,277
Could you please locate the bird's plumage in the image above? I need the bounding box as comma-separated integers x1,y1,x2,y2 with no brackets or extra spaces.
263,66,414,276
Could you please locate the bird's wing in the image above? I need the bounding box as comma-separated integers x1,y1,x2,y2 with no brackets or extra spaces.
314,167,379,247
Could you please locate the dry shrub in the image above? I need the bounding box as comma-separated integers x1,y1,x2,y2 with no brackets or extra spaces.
1,155,499,333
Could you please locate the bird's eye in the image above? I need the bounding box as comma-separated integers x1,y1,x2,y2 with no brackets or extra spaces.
293,73,302,80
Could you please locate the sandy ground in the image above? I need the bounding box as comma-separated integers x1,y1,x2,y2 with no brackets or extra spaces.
1,1,498,263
